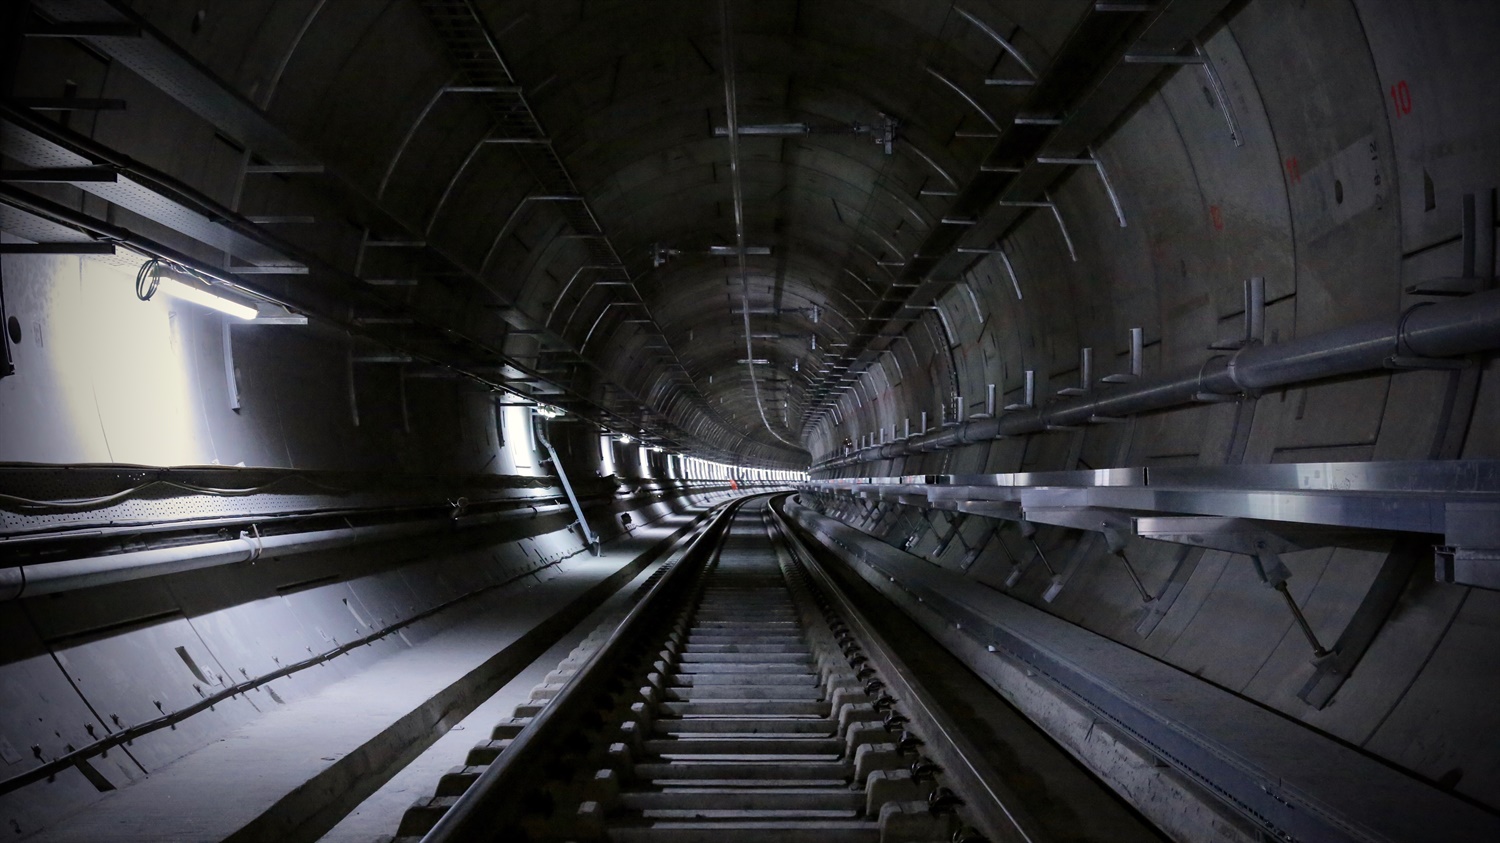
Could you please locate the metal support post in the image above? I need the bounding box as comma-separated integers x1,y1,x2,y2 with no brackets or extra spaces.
1059,347,1093,396
1212,277,1266,350
1005,370,1035,410
1117,551,1153,603
537,430,601,555
1103,328,1143,383
1277,582,1330,658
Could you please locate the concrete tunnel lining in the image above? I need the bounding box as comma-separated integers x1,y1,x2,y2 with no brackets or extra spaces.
1,0,1499,840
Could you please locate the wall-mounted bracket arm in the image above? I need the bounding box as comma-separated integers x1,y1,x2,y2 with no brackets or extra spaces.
1102,327,1143,384
1210,277,1266,350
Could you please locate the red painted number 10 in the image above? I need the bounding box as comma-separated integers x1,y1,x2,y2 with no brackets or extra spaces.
1390,80,1413,117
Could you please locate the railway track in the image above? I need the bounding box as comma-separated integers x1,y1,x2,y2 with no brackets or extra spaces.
391,495,1033,842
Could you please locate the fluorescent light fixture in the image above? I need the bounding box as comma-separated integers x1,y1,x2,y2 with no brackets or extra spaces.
713,123,811,137
738,358,771,365
158,275,257,320
708,245,772,256
534,404,564,419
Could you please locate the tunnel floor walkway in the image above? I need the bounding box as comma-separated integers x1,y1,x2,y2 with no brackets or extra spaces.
21,516,702,843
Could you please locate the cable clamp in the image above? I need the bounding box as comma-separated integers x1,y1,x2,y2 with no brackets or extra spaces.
240,523,263,562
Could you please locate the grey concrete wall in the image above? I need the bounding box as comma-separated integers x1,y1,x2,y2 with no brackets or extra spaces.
811,1,1499,468
2,0,1494,832
0,250,530,474
795,1,1500,811
816,487,1500,808
0,484,749,837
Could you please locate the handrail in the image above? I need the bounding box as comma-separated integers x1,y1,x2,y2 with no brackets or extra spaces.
420,493,759,842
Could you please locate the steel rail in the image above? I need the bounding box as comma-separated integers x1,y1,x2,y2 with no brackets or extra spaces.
419,494,761,842
768,495,1048,843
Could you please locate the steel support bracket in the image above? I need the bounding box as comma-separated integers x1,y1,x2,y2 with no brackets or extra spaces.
932,512,969,558
953,499,1022,520
1133,516,1362,583
1133,516,1367,569
957,520,999,571
1025,506,1136,548
1133,516,1373,658
1297,542,1420,708
536,431,600,555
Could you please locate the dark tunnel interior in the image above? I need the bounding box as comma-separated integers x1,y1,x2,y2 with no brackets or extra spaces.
1,1,1498,841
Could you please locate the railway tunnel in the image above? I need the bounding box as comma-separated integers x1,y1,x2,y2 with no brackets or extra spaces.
1,0,1499,840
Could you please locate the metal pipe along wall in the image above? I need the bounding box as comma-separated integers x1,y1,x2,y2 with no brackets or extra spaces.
817,288,1500,470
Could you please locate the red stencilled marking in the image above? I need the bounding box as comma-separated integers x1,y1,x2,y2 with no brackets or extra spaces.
1284,156,1301,184
1209,204,1224,230
1390,80,1413,116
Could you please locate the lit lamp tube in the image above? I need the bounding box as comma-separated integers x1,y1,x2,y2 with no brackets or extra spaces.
158,276,257,320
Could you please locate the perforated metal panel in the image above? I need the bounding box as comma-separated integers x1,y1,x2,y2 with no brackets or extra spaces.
0,205,95,244
0,119,295,266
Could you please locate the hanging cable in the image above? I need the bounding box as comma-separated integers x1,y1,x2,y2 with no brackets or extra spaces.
719,0,800,450
134,256,163,301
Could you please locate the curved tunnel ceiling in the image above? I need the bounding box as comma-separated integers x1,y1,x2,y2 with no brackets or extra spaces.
7,3,1500,835
469,0,1169,468
95,0,1179,470
454,0,1038,467
17,0,1477,471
